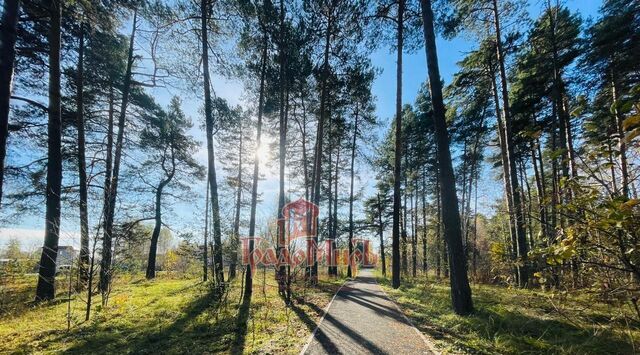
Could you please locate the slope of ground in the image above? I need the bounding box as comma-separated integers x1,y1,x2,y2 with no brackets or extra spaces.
0,271,342,354
379,274,639,354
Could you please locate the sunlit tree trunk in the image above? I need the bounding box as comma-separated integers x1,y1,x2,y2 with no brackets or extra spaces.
146,152,175,279
101,9,137,297
245,33,268,298
420,0,473,315
276,0,288,295
391,0,404,289
75,21,90,284
377,193,386,276
347,107,359,277
491,0,528,287
201,0,224,288
311,10,332,281
35,0,62,301
230,119,243,279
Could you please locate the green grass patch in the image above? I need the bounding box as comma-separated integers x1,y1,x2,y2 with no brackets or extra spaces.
378,273,640,354
0,270,344,354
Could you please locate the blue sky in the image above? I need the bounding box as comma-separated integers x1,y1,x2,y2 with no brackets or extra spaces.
0,0,603,250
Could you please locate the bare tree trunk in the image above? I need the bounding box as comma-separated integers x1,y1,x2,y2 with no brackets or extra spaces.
35,0,62,301
402,154,408,275
276,0,288,295
101,9,137,296
246,32,268,298
311,10,332,281
0,0,20,207
230,119,243,279
347,108,359,277
391,0,404,289
332,143,339,276
377,193,386,276
491,0,528,287
75,22,90,285
420,0,473,315
146,176,173,279
611,73,629,198
435,169,441,279
411,185,417,278
530,140,548,244
203,174,209,281
421,168,428,274
489,54,518,285
201,0,225,289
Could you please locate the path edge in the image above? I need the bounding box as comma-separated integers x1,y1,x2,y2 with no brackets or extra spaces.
298,279,349,355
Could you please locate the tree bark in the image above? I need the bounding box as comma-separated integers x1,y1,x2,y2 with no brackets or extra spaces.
245,33,268,298
0,0,20,207
377,193,386,276
611,73,629,198
201,0,225,289
203,173,209,281
420,0,473,315
101,9,137,296
421,168,428,274
35,0,62,301
146,163,174,279
347,108,359,277
392,0,404,289
276,0,288,294
491,0,528,287
229,118,243,279
311,9,332,280
75,22,90,284
331,142,339,276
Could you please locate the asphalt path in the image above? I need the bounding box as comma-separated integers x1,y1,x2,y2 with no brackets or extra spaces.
302,268,438,355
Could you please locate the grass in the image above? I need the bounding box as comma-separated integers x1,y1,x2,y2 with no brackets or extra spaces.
378,272,640,354
0,269,344,354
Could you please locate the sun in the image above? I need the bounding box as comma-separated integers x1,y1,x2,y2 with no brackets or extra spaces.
256,143,269,162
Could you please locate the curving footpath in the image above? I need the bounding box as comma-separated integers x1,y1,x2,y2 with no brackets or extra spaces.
301,268,438,355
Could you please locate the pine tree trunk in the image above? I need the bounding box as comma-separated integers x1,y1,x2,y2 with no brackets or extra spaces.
420,0,473,315
402,154,408,275
411,187,417,277
332,144,339,276
611,72,629,198
421,169,428,274
246,33,268,297
377,193,386,276
230,119,243,279
530,140,548,244
201,0,225,289
435,169,441,279
327,117,334,275
492,0,528,287
101,9,137,296
0,0,20,207
203,175,209,282
489,45,518,285
35,0,62,301
312,11,332,280
391,0,404,289
146,181,168,279
276,0,288,293
347,108,358,277
75,22,90,285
